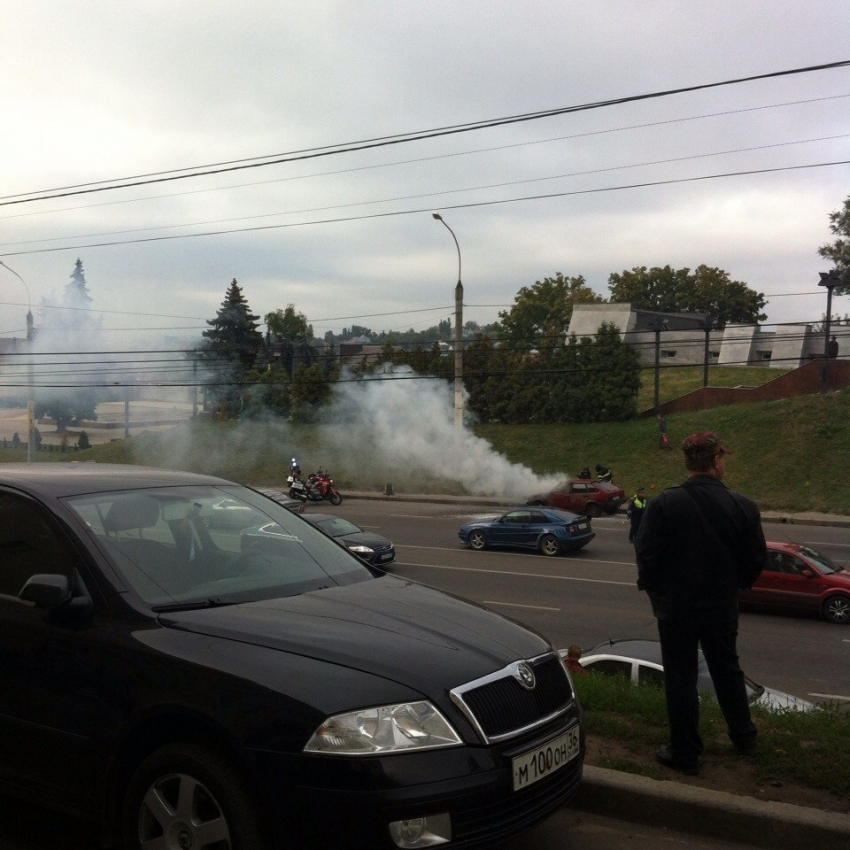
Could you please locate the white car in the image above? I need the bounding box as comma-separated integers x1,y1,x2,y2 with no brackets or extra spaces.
562,639,814,712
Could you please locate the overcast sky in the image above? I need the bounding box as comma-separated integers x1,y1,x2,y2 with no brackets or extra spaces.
2,1,849,348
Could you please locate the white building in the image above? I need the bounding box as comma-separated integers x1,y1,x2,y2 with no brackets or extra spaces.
567,304,847,369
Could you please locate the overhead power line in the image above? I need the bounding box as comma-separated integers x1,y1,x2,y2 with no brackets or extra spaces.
3,93,845,224
0,352,829,390
3,59,849,208
5,133,846,250
2,159,848,259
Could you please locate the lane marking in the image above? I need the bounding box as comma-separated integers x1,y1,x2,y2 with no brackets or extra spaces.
397,561,634,586
398,543,636,567
808,692,850,702
389,514,434,519
482,600,560,611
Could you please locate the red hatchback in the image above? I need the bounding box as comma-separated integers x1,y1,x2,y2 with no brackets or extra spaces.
527,479,626,518
740,541,850,624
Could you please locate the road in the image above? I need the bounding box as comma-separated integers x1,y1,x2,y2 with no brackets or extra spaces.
330,499,850,707
0,791,763,850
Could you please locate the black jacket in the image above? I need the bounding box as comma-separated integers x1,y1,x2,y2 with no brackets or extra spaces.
634,475,768,623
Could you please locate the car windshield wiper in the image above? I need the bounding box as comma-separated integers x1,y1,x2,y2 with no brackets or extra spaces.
152,597,240,613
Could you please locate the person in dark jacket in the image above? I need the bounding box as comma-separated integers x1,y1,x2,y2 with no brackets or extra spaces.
634,431,768,775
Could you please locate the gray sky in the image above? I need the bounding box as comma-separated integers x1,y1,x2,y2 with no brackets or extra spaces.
2,1,849,347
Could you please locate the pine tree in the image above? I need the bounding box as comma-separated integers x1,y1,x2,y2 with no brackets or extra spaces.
199,279,264,419
34,258,101,432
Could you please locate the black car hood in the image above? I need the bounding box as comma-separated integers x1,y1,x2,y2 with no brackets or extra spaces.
337,530,390,548
160,576,549,689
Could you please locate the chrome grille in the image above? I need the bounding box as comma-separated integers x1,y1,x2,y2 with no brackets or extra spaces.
451,655,573,743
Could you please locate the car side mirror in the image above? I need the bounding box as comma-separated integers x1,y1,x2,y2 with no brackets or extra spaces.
799,568,815,578
19,574,71,608
19,572,93,616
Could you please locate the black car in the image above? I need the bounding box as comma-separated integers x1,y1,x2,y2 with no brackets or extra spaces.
301,512,396,566
0,464,584,850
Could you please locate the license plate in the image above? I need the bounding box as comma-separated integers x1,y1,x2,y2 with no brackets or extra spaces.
380,553,394,561
512,725,580,792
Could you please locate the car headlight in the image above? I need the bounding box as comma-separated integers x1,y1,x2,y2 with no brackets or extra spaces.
348,544,375,555
304,701,462,755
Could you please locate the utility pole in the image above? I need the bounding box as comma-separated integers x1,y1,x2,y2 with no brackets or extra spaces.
648,319,668,413
699,318,714,388
819,270,842,394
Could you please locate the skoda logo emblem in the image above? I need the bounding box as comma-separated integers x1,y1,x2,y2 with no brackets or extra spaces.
515,662,536,690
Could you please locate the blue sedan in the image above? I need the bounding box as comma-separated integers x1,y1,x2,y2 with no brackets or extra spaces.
459,507,595,557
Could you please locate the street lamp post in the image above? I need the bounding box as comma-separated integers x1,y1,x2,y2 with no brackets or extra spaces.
819,270,842,394
432,213,464,430
0,261,35,463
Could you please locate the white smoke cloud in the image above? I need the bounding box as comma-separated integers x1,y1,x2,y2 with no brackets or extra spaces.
316,367,565,500
125,365,567,501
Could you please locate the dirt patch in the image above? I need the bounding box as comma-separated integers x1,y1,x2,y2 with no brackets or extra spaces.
586,735,850,815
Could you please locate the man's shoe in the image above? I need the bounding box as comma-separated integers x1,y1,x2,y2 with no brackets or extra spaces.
734,740,757,755
656,745,700,775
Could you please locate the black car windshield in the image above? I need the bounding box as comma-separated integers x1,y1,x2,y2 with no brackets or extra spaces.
799,546,842,575
66,485,373,608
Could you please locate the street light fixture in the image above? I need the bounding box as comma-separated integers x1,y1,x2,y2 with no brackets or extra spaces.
819,270,842,393
0,260,35,463
432,213,464,430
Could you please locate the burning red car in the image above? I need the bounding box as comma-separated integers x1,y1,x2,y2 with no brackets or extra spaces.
740,541,850,624
527,478,626,518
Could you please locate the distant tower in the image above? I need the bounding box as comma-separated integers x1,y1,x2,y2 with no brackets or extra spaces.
26,309,33,342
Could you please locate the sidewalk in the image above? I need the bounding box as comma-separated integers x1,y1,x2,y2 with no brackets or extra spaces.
576,766,850,850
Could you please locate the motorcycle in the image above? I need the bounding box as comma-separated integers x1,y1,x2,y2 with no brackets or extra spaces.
287,469,343,506
305,469,343,506
287,473,312,504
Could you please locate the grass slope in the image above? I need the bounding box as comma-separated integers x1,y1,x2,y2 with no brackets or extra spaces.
1,368,845,514
477,388,850,514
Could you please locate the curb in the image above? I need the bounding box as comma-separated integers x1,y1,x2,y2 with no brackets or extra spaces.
339,491,850,527
575,766,850,850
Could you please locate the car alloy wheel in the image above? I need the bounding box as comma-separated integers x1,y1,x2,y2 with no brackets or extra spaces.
539,534,560,557
823,595,850,624
468,530,487,550
123,743,267,850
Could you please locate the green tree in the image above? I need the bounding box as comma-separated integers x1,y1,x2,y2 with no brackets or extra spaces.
818,194,850,292
607,265,766,328
243,367,291,420
289,363,333,423
199,279,264,419
265,304,312,341
496,273,603,350
582,323,641,421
